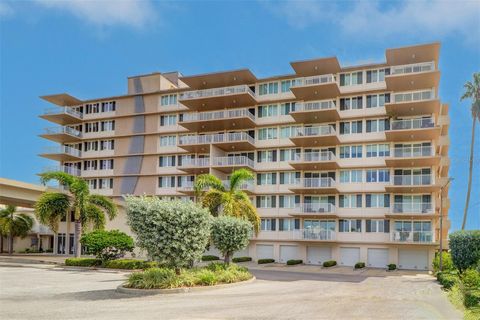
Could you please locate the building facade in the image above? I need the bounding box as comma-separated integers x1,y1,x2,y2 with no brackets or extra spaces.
39,42,450,269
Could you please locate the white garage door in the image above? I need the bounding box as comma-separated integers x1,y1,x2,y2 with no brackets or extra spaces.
233,248,249,257
256,244,274,260
398,249,429,270
340,247,360,266
279,245,299,263
367,248,389,268
306,246,332,265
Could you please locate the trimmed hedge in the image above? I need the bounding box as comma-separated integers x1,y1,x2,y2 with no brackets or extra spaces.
65,258,101,267
103,259,158,270
286,259,303,265
449,230,480,272
232,257,252,263
387,264,397,271
354,262,365,269
323,260,337,268
201,255,220,262
258,258,275,264
437,272,458,289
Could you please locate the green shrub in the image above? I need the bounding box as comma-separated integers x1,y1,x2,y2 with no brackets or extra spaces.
196,269,218,286
65,258,101,267
433,251,455,272
462,269,480,289
103,259,158,270
201,255,220,261
354,262,366,269
81,230,134,262
464,289,480,308
286,259,303,265
449,230,480,273
387,264,397,270
258,258,275,264
437,272,458,289
210,216,252,264
206,262,228,272
232,256,252,263
323,260,337,267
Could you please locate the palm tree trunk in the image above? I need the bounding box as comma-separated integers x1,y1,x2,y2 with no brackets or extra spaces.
8,234,13,255
74,219,82,258
462,117,476,230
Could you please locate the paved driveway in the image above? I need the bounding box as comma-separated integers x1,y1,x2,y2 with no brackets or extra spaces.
0,261,461,320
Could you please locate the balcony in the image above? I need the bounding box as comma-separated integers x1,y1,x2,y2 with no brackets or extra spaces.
179,108,255,131
42,165,81,176
385,89,440,116
385,145,440,167
293,229,336,241
177,181,195,194
40,126,82,143
39,145,82,161
290,125,339,147
40,107,83,125
211,156,255,173
390,231,435,244
386,61,440,91
179,132,255,152
387,202,435,218
386,174,439,193
290,203,337,217
289,177,338,194
222,179,254,193
289,151,338,170
177,158,210,174
386,118,440,141
289,100,339,123
290,74,340,100
178,85,257,110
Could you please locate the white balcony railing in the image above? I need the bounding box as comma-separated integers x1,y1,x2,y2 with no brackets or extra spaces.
43,165,81,176
390,118,434,130
391,231,434,243
292,74,336,87
181,108,255,122
390,61,435,75
179,132,255,145
177,180,194,190
392,146,433,158
43,107,83,119
294,203,336,214
392,89,435,103
42,145,82,157
293,229,336,241
179,85,255,101
178,158,210,168
43,126,82,138
295,100,336,112
392,174,432,186
392,203,434,214
211,156,254,168
294,151,336,162
293,125,336,137
222,179,254,191
293,177,336,188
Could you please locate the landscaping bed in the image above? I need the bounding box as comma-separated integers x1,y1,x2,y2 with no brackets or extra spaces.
65,258,158,270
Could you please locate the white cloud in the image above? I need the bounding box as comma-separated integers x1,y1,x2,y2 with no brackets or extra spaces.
0,1,14,17
34,0,155,29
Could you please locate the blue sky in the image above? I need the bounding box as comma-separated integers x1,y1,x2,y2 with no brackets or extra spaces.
0,0,479,230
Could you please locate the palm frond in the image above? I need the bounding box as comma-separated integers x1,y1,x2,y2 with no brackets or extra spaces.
201,189,224,216
229,168,254,192
39,171,76,188
34,192,71,232
82,204,106,230
194,174,225,196
88,194,118,220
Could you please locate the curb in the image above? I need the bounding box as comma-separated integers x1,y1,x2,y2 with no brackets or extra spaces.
116,276,256,296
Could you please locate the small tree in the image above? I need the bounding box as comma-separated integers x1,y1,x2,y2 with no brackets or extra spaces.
211,216,252,264
125,196,211,274
81,230,134,262
449,230,480,273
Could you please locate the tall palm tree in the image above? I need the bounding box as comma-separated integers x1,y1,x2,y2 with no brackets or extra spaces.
0,205,34,255
35,171,117,257
460,72,480,230
194,168,260,233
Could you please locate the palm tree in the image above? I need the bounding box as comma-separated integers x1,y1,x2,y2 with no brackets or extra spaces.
460,72,480,230
0,205,34,255
35,171,117,257
194,168,260,233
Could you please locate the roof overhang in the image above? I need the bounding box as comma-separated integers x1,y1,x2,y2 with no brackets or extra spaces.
291,57,341,77
180,69,257,89
40,93,83,106
386,42,440,68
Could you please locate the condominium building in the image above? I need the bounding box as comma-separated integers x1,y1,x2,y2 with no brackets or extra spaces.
39,42,450,270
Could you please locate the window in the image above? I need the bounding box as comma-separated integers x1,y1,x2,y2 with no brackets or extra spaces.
339,96,363,110
340,120,363,134
101,120,115,131
281,79,295,93
101,101,116,112
366,144,390,157
260,218,276,231
160,115,177,126
280,126,301,138
84,141,98,151
340,71,363,86
177,175,194,187
339,194,362,208
280,102,296,115
85,122,99,133
304,220,336,231
279,148,300,161
257,173,277,185
158,176,176,188
366,194,390,208
366,119,389,132
279,171,300,185
87,179,97,189
366,93,390,108
159,155,176,167
84,160,97,171
340,170,363,183
160,135,177,146
339,219,362,232
339,145,363,159
85,103,100,114
257,150,277,163
258,104,278,118
366,169,390,183
366,68,389,83
99,159,114,170
259,82,279,95
366,219,390,233
99,178,113,189
258,127,278,140
256,195,276,208
279,218,299,231
100,140,115,151
161,94,177,106
279,195,300,208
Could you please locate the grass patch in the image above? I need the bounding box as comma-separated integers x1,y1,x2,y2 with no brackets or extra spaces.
125,262,252,289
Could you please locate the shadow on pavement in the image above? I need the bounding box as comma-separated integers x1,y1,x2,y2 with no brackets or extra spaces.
251,269,367,283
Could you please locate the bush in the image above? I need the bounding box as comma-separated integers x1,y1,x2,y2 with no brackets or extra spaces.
464,289,480,308
232,256,252,263
125,197,211,273
258,258,275,264
355,262,366,269
103,259,158,270
433,251,455,273
65,258,101,267
323,260,337,268
210,216,252,264
80,230,134,262
437,272,458,289
201,255,220,261
462,269,480,289
286,259,303,265
449,230,480,273
387,264,397,270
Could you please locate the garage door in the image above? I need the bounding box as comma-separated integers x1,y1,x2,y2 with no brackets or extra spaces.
306,246,332,265
340,247,360,267
233,248,249,257
256,244,274,260
204,246,221,257
367,248,389,268
279,245,299,263
398,249,429,270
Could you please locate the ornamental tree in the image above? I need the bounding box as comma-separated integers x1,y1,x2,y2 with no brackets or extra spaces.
211,216,252,264
125,196,211,274
449,230,480,273
80,229,134,262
